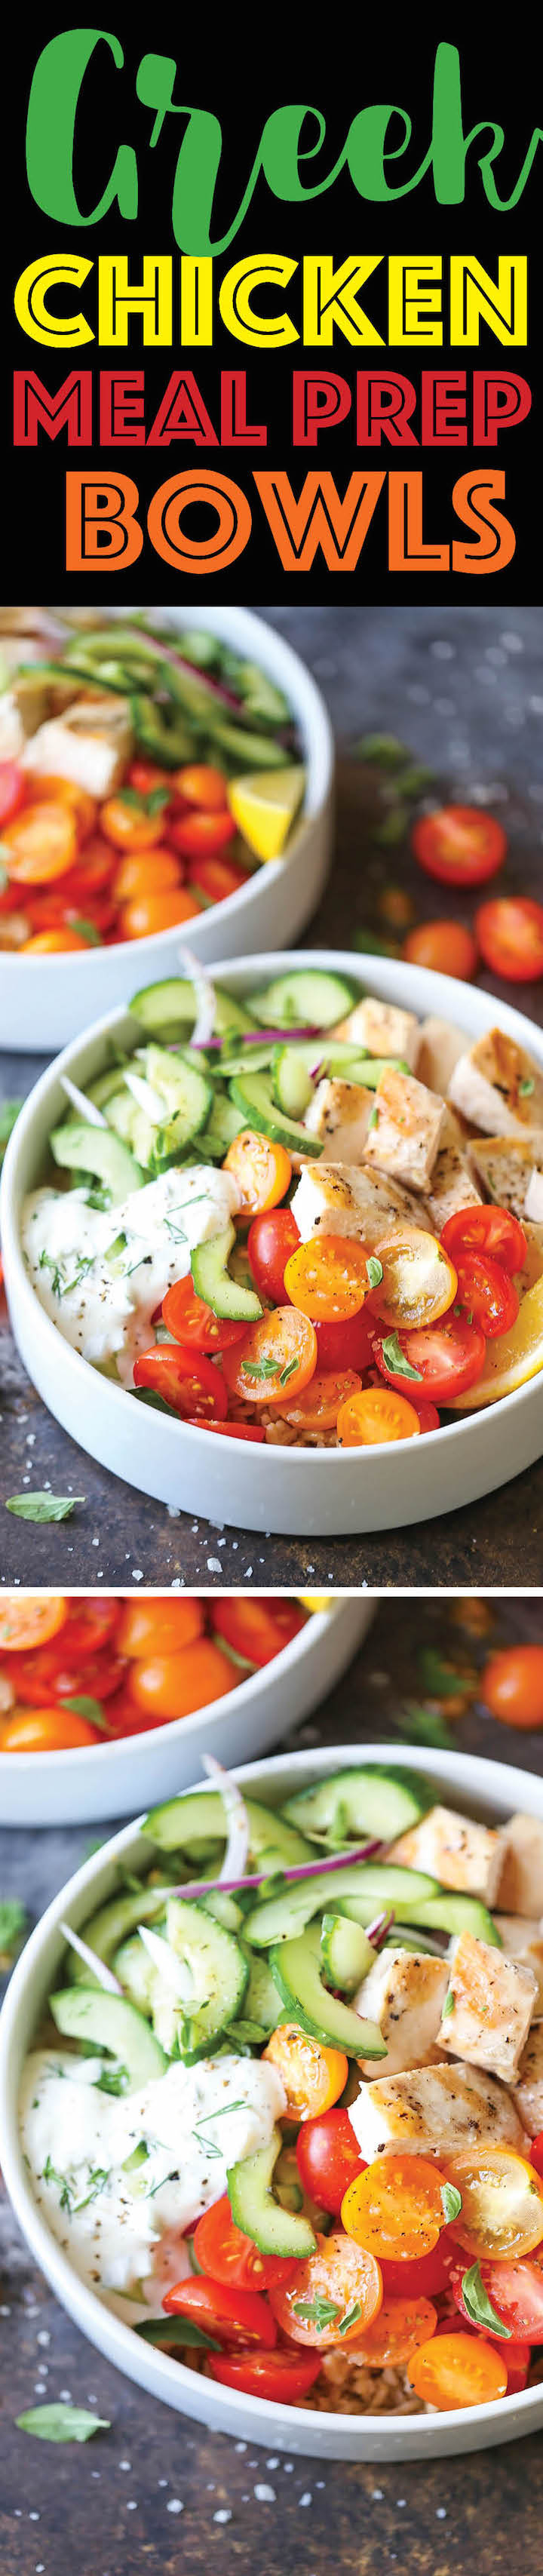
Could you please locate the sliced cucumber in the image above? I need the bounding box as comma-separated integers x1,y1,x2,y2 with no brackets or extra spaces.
68,1885,171,1981
228,2125,316,2258
102,1086,158,1174
212,720,290,769
144,1790,314,1871
244,1863,440,1949
201,1890,244,1933
241,1948,284,2035
410,1895,502,1945
271,1925,385,2057
320,1912,376,1991
142,1044,213,1146
50,1986,166,2086
383,1922,448,1957
250,971,358,1030
160,1896,247,2060
130,978,256,1043
51,1120,145,1199
197,1098,247,1162
113,1934,158,2014
273,1047,314,1119
282,1767,430,1847
229,1070,322,1156
191,1226,262,1322
218,1045,275,1079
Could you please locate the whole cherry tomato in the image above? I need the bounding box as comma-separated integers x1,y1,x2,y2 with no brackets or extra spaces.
402,921,478,980
480,1644,543,1729
412,806,507,887
475,896,543,983
296,2108,366,2215
247,1209,300,1305
440,1205,526,1276
209,1598,305,1667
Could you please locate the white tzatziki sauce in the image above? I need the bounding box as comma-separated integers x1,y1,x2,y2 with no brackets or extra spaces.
20,2049,286,2315
21,1165,241,1383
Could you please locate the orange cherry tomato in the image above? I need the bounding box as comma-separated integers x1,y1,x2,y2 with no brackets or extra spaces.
0,1595,68,1652
269,2232,382,2349
342,2157,446,2262
224,1128,292,1218
173,763,228,809
60,836,116,894
161,1273,247,1354
118,889,201,939
127,1638,236,1721
336,1386,422,1445
112,849,182,901
407,2329,508,2410
1,1706,100,1752
187,852,250,904
100,794,167,852
348,2292,437,2368
366,1227,458,1332
22,929,90,953
209,1598,305,1666
275,1365,363,1432
262,2024,348,2120
284,1235,370,1323
115,1598,204,1658
440,2148,543,2261
3,802,78,884
170,808,236,860
402,921,478,980
222,1306,318,1408
480,1644,543,1730
0,761,26,827
133,1344,228,1419
26,775,97,842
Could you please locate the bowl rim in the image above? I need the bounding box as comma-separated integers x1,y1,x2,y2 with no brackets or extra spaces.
4,947,543,1471
1,1736,541,2447
0,603,333,974
0,1601,334,1782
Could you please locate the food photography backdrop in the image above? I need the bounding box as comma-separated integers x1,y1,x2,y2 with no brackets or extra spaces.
2,601,543,1588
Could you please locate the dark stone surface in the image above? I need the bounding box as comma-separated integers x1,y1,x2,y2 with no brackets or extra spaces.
2,1594,543,2576
2,603,543,1586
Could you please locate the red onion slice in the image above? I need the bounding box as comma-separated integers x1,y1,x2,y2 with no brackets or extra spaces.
365,1908,395,1951
170,1836,382,1904
60,1919,122,1996
176,946,216,1051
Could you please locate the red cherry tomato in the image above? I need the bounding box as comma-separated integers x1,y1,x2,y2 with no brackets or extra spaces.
449,2253,543,2343
373,1309,486,1404
194,2195,296,2291
127,761,173,800
0,763,26,827
480,1646,543,1730
162,2276,277,2347
170,809,236,861
187,853,249,904
209,1598,305,1666
161,1273,247,1353
133,1346,228,1420
13,1644,124,1707
186,1418,265,1442
207,2347,322,2403
412,806,507,888
453,1254,520,1340
314,1308,375,1374
296,2108,366,2216
440,1205,527,1276
475,896,543,983
98,1694,176,1739
247,1209,300,1305
531,2135,543,2178
379,2235,463,2299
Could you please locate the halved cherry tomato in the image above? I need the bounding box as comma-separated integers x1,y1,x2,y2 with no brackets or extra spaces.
224,1129,291,1218
186,1417,265,1441
476,895,543,983
373,1308,486,1403
402,921,478,980
412,806,507,888
127,761,173,800
296,2108,366,2215
112,849,182,902
57,837,116,895
127,1638,236,1721
441,1205,527,1275
263,2025,348,2121
247,1209,300,1305
1,1706,100,1752
284,1235,369,1323
532,2134,543,2177
276,1366,363,1432
480,1645,543,1729
342,2154,446,2262
14,1646,124,1708
0,1595,68,1652
96,1694,175,1740
26,775,97,842
133,1344,228,1419
116,1598,204,1657
0,763,26,825
314,1308,375,1372
170,808,236,860
452,1251,520,1340
194,2195,296,2292
441,2147,543,2260
348,2292,437,2368
119,889,201,938
161,1273,247,1353
449,2252,543,2347
54,1598,119,1655
173,763,228,810
367,1227,457,1332
101,794,166,852
163,2276,277,2347
209,1598,305,1666
222,1308,318,1408
3,802,77,884
207,2347,322,2402
188,853,249,904
407,2329,508,2409
408,1396,440,1432
23,929,90,953
379,2236,462,2299
337,1386,422,1445
270,2231,382,2349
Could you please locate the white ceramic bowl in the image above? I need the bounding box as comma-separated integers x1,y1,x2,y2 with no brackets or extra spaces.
0,607,333,1051
0,1599,370,1829
3,952,543,1537
2,1738,541,2460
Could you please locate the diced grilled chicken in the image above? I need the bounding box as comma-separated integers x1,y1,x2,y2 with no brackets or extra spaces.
363,1068,447,1194
332,997,419,1067
468,1133,543,1219
291,1160,433,1251
495,1916,543,2018
525,1168,543,1224
425,1114,483,1233
438,1931,536,2082
513,1221,543,1309
304,1079,374,1162
348,2060,525,2162
415,1015,468,1095
495,1814,543,1917
355,1949,449,2077
514,2024,543,2133
0,690,25,761
449,1030,543,1136
388,1804,503,1904
22,697,132,798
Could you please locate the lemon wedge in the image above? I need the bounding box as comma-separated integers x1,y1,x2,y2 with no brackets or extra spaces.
228,765,305,861
298,1594,335,1613
449,1273,543,1410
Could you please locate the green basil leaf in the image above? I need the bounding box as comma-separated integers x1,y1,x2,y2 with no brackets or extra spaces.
17,2406,110,2443
461,2261,511,2338
441,1990,456,2021
381,1332,422,1382
367,1257,384,1289
0,1898,28,1957
5,1494,85,1523
440,2182,462,2224
63,1696,108,1731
